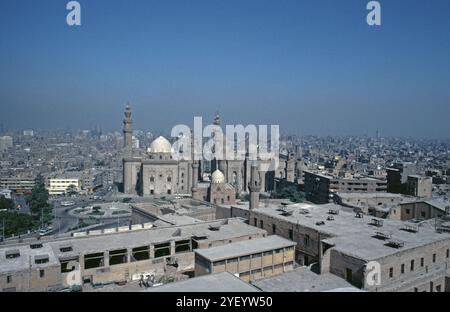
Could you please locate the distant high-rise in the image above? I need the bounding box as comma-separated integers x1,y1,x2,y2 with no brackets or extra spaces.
23,130,34,137
123,104,133,149
0,136,13,152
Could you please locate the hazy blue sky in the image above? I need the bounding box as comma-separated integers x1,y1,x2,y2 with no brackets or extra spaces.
0,0,449,138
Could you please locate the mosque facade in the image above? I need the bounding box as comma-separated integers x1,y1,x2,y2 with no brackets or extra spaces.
121,106,295,201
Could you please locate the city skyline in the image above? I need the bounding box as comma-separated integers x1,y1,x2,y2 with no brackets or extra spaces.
1,0,449,138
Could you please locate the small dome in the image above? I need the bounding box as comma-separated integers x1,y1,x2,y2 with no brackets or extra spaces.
211,169,225,184
149,136,172,154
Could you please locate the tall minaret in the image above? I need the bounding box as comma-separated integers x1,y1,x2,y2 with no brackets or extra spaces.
212,112,221,172
191,161,200,198
249,161,261,210
123,104,133,149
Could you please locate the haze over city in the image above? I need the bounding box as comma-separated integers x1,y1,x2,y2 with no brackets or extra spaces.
1,0,449,138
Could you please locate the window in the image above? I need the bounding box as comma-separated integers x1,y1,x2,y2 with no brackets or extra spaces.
421,211,426,218
132,246,150,262
39,270,45,278
251,269,262,274
6,275,12,284
240,255,250,261
109,249,128,266
406,209,411,214
272,224,276,234
154,242,171,258
5,250,20,259
389,267,393,278
274,248,283,254
84,252,104,269
263,251,272,257
259,220,263,229
213,260,226,267
60,258,79,273
150,177,155,182
401,264,405,274
59,246,73,253
447,249,449,259
252,253,261,260
175,240,191,254
35,256,49,264
274,263,283,270
304,234,310,247
436,285,442,292
254,218,257,227
433,254,436,263
30,244,43,249
167,177,172,182
421,258,424,267
410,260,415,271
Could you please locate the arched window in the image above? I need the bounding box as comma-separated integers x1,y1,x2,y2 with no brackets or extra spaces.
150,177,155,182
167,176,172,182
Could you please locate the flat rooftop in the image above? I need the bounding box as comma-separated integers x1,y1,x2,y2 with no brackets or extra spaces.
146,272,260,292
336,192,409,199
194,235,295,262
252,267,363,292
253,203,450,261
305,171,385,182
0,218,266,272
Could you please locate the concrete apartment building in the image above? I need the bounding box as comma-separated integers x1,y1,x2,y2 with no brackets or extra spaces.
387,162,417,194
0,177,35,194
395,198,450,221
194,236,296,282
0,136,13,152
304,171,387,204
407,175,433,198
0,218,266,292
249,202,450,292
334,192,415,218
47,178,81,195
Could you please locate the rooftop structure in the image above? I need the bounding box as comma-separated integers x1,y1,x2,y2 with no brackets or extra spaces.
252,267,362,292
147,272,259,292
194,235,295,263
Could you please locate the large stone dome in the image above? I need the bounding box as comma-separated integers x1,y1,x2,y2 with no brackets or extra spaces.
149,136,172,154
211,169,225,184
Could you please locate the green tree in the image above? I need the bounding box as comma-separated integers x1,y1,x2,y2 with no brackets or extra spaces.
271,180,306,203
0,196,14,210
0,211,35,237
66,184,78,196
26,174,53,227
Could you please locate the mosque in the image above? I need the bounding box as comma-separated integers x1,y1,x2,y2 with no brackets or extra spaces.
121,105,295,204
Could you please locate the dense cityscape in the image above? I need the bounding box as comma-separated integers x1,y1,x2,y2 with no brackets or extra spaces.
1,110,449,292
1,0,450,299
